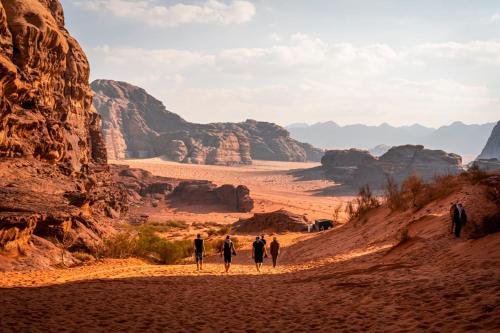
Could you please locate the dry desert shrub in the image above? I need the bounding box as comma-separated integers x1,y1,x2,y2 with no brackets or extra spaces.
73,252,96,262
461,164,489,185
345,185,380,221
207,224,232,236
384,173,460,212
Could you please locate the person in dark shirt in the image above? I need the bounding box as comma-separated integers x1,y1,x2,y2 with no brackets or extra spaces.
453,203,467,238
252,236,267,272
193,234,206,271
261,234,268,258
221,235,236,273
270,237,280,268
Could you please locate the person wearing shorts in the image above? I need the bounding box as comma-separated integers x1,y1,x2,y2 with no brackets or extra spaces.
221,235,236,273
193,234,205,271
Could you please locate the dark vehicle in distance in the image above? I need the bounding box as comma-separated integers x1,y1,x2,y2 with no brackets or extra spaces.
314,219,334,231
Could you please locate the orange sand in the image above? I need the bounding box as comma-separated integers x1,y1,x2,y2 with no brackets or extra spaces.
115,158,349,224
1,162,499,332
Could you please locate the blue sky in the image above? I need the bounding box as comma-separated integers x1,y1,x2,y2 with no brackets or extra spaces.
61,0,500,127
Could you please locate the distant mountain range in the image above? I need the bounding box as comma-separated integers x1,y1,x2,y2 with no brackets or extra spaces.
287,121,496,160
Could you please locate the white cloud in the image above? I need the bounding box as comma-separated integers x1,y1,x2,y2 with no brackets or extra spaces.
88,35,500,126
491,13,500,22
411,41,500,65
74,0,255,26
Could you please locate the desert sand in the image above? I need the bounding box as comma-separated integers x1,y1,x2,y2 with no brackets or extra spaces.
116,158,348,224
1,161,499,332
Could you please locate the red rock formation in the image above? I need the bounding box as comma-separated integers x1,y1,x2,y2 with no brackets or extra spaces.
92,80,323,164
0,0,106,170
171,181,254,212
0,0,119,265
232,209,309,233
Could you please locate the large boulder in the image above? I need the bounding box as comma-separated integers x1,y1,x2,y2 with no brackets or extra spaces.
171,180,254,212
232,209,309,233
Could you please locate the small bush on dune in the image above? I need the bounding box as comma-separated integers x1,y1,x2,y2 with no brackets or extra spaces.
402,173,425,209
397,226,410,245
384,176,406,211
345,185,380,221
384,173,460,212
461,164,488,185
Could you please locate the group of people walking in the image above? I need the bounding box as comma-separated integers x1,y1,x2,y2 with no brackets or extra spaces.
193,234,281,273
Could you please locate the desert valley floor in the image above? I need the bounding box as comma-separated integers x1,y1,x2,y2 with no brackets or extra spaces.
1,160,499,332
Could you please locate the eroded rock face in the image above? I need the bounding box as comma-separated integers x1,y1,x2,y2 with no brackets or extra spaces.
171,180,254,213
0,0,117,264
232,209,309,233
0,0,106,170
318,145,463,190
477,121,500,160
92,80,323,164
0,159,128,256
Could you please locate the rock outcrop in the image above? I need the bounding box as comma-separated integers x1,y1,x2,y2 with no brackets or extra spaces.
0,0,122,265
315,145,463,191
92,80,323,164
0,0,107,170
232,209,309,233
477,121,500,160
171,181,254,212
470,159,500,172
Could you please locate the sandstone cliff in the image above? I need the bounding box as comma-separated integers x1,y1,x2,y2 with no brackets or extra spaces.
0,0,106,170
477,121,500,161
0,0,124,266
92,80,322,164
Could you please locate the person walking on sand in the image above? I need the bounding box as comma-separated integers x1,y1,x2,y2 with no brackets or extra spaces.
252,236,267,272
453,203,467,238
270,237,280,268
221,235,236,273
261,234,268,258
449,202,457,234
193,234,206,271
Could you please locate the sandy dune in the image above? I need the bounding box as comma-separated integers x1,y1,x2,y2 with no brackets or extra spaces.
1,162,499,332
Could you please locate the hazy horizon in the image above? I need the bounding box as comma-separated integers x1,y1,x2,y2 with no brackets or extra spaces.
62,0,500,127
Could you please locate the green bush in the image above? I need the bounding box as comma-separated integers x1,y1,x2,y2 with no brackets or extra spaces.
102,227,193,264
103,232,138,258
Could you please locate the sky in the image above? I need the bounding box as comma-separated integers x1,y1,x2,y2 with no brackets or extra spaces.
60,0,500,127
